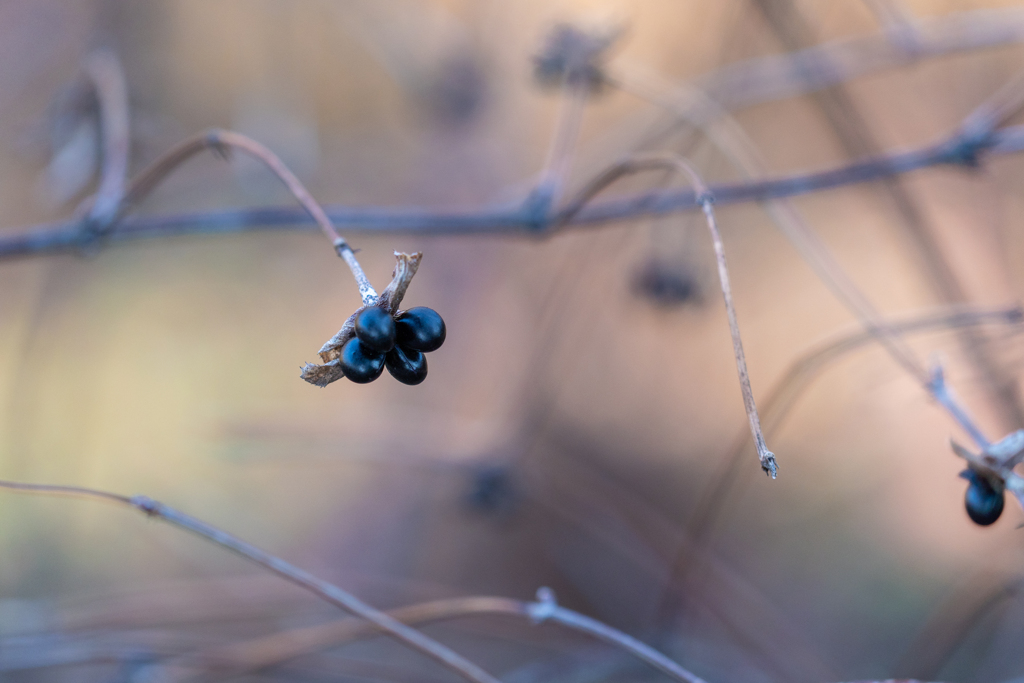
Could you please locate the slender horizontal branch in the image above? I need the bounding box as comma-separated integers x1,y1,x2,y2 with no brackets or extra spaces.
162,593,706,683
0,479,500,683
696,6,1024,114
1,122,1021,260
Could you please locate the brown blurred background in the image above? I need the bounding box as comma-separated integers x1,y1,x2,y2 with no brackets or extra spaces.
2,1,1024,682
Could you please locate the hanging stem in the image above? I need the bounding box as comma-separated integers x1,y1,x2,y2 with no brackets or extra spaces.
117,129,378,304
564,153,778,477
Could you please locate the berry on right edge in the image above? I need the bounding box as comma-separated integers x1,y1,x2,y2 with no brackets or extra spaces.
963,470,1004,526
395,307,446,352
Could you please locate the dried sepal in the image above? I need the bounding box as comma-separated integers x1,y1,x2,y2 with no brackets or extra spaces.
300,252,423,387
300,358,345,387
377,251,422,314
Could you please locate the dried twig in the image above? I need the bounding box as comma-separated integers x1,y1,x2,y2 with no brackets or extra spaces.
658,305,1024,623
750,0,1024,433
153,588,706,683
117,128,377,304
565,153,777,477
2,118,1021,260
692,6,1024,117
0,479,501,683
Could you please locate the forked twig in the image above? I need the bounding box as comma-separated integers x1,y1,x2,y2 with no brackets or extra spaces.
0,479,500,683
564,153,778,477
154,589,706,683
118,129,377,304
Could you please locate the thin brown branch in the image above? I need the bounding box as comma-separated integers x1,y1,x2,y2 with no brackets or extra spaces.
0,478,500,683
565,152,778,477
119,128,378,304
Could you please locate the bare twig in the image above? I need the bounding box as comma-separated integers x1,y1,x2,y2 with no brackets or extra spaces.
608,63,997,450
750,0,1024,433
118,129,377,304
2,118,1021,260
155,588,705,683
657,305,1024,624
0,479,500,683
565,152,777,477
694,6,1024,115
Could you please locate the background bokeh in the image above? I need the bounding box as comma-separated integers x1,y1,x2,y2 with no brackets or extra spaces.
2,1,1024,682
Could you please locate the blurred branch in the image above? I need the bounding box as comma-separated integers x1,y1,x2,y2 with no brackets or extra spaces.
4,7,1024,256
525,24,615,221
156,589,706,683
695,6,1024,114
749,0,1023,439
895,571,1021,679
80,50,130,232
609,63,1000,452
0,478,707,683
658,305,1024,622
0,479,501,683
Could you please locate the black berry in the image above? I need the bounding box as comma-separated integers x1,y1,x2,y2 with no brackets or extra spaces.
339,338,385,383
964,471,1004,526
385,345,428,385
354,307,396,353
395,307,446,352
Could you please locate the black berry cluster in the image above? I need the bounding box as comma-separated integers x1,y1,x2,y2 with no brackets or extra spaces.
339,306,446,385
962,469,1004,526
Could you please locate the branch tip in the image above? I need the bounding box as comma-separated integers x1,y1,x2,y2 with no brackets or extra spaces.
761,451,778,479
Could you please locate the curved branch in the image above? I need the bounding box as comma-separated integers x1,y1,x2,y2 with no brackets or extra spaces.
0,479,500,683
564,152,777,476
117,128,377,303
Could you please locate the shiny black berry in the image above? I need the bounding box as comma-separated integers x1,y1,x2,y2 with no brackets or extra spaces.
339,338,385,383
354,307,396,353
385,345,428,385
964,471,1004,526
395,307,446,352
